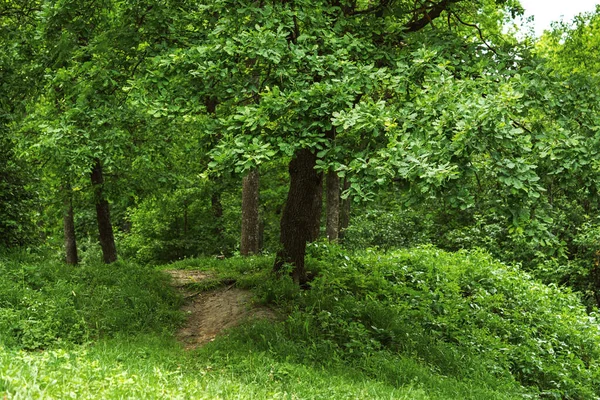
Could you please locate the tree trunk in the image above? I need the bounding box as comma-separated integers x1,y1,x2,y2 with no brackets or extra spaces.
90,159,117,263
211,190,223,238
63,185,78,265
183,199,189,235
241,168,260,256
339,177,351,239
274,149,323,284
326,169,340,242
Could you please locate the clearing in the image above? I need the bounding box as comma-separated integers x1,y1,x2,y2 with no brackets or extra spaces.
165,269,276,349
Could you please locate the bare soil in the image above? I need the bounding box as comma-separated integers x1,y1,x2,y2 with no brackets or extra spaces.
164,269,276,349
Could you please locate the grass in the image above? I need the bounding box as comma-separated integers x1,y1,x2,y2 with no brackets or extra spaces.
2,246,600,398
0,331,523,400
161,255,273,290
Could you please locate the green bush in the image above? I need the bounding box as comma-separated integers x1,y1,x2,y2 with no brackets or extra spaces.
119,188,240,263
267,244,600,399
342,207,432,250
529,221,600,310
0,133,36,249
0,253,183,349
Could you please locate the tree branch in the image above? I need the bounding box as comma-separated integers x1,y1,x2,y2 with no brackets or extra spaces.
404,0,461,32
450,11,499,56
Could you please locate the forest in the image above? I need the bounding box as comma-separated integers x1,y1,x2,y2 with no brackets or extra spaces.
2,0,600,398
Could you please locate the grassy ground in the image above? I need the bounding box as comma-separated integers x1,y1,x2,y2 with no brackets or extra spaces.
0,332,523,400
2,246,599,398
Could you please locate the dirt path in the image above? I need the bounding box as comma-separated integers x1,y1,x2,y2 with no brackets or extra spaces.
165,269,275,349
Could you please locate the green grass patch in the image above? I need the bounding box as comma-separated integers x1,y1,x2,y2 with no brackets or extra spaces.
0,330,523,400
162,255,273,290
2,246,600,398
0,252,183,349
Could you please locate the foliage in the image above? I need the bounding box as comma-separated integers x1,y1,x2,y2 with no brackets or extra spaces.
0,1,41,249
0,252,182,349
0,134,36,248
120,187,240,263
342,205,433,250
274,244,600,398
0,250,523,400
4,247,600,397
120,160,289,263
336,38,600,302
537,6,600,76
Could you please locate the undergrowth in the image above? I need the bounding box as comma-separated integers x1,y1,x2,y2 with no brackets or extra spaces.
2,246,600,398
0,252,182,349
285,243,600,399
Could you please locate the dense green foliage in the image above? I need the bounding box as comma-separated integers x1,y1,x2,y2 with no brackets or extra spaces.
538,5,600,76
301,245,600,397
2,0,598,295
0,137,34,248
3,0,600,398
0,252,181,349
4,249,600,398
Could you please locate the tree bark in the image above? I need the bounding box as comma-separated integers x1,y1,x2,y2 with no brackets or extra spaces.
211,190,223,238
339,177,351,239
90,158,117,263
326,169,340,242
183,199,189,235
274,149,323,284
63,185,78,265
241,168,260,256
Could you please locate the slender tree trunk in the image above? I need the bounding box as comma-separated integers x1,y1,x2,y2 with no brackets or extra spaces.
274,149,323,284
63,184,78,265
90,159,117,263
326,169,340,242
183,199,189,235
258,218,265,252
211,190,223,236
241,168,260,256
339,177,351,239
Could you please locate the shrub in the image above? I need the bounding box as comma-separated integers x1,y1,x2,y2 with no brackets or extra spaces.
0,253,183,349
282,244,600,398
342,207,432,250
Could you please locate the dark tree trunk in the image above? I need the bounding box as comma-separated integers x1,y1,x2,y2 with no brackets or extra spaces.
211,190,224,239
241,168,260,256
63,185,78,265
183,200,189,235
339,177,351,239
326,169,340,242
274,149,323,284
258,218,265,252
90,159,117,263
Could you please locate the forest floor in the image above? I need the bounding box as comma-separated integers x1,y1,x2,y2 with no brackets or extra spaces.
164,269,276,349
0,255,531,399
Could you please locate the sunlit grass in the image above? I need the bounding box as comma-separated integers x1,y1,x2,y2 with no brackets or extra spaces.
0,331,520,400
4,247,598,398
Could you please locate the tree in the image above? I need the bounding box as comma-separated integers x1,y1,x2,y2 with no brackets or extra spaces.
537,5,600,76
137,0,528,283
240,168,261,255
19,0,196,262
0,0,42,248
